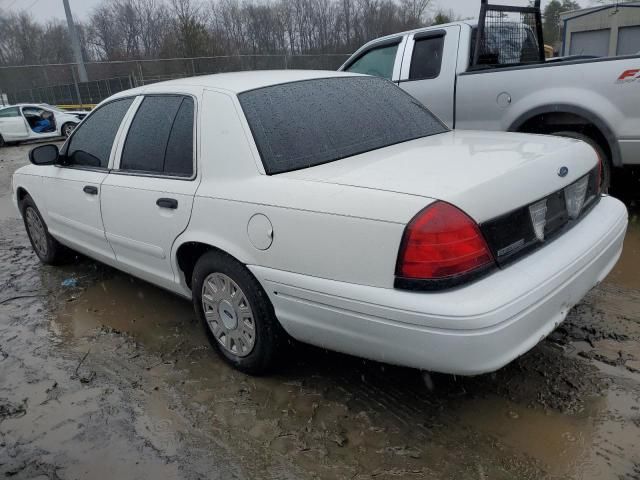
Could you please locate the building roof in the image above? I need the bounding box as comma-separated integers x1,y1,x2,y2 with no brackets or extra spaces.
560,1,640,21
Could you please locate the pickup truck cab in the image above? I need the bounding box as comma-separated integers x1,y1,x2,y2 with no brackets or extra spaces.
340,21,640,190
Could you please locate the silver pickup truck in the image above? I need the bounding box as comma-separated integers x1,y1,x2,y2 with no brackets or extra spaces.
339,18,640,190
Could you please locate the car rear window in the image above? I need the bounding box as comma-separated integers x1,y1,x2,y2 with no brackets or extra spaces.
238,76,448,175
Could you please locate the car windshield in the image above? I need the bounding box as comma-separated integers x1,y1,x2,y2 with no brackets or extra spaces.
238,76,448,175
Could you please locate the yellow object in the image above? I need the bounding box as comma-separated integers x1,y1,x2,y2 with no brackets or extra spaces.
544,44,554,59
55,104,96,110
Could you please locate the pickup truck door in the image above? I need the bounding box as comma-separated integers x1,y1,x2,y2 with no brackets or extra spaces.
42,97,135,262
100,94,199,291
0,106,29,140
397,25,461,128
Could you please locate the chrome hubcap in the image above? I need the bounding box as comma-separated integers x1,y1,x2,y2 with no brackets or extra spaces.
25,207,48,257
201,273,256,357
63,124,74,137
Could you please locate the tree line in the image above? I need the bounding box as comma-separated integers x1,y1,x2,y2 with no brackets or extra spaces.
0,0,591,67
0,0,456,66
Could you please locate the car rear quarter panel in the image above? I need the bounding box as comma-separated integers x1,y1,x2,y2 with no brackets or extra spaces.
183,177,431,288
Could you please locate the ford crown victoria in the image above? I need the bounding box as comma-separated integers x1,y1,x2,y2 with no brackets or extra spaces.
11,71,628,375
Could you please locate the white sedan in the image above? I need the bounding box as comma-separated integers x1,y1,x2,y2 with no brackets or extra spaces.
0,103,82,146
11,71,628,375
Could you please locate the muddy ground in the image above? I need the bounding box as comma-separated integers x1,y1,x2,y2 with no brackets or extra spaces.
1,142,639,480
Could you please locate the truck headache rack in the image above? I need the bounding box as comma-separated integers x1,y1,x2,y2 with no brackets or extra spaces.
472,0,545,69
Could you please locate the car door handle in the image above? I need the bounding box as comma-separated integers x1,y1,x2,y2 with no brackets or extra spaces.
83,185,98,195
156,198,178,209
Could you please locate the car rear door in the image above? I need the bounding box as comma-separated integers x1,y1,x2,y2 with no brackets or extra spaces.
397,25,461,128
0,106,29,140
42,97,136,262
100,94,199,290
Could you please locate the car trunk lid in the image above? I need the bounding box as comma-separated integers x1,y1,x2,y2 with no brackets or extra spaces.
280,130,599,224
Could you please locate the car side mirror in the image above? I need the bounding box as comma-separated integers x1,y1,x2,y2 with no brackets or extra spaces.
29,144,59,165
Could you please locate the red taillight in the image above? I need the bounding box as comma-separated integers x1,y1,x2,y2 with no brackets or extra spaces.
396,201,495,281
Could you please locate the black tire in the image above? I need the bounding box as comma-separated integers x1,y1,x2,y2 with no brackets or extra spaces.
20,194,69,265
192,250,284,375
551,130,611,193
0,134,5,148
61,122,76,138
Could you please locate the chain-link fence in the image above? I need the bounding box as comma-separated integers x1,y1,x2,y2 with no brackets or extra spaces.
0,54,351,107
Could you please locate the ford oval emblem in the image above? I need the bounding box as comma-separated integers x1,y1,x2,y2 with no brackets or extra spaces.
558,166,569,178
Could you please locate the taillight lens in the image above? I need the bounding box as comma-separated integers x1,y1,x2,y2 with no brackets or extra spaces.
396,201,495,281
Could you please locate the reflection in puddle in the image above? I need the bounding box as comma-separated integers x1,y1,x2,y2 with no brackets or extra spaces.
458,393,640,479
607,216,640,290
55,274,200,351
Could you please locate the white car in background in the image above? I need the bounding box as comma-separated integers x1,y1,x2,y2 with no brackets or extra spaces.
11,71,628,376
0,103,82,146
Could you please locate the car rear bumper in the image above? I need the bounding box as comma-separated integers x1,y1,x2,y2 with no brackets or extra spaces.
249,196,628,375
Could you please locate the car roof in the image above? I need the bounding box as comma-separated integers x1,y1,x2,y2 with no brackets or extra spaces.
110,70,365,98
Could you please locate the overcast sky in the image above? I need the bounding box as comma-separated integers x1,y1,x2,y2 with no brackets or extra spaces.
1,0,594,24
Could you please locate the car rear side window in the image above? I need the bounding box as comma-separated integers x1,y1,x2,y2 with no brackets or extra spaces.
409,34,445,80
66,98,134,168
344,43,399,80
0,107,20,117
120,95,194,177
239,76,448,175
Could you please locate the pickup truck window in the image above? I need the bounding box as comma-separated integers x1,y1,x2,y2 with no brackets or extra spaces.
120,95,194,177
239,76,448,175
409,35,445,80
344,43,398,80
66,98,134,169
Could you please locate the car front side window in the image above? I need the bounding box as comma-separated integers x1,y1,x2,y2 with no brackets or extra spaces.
65,98,134,169
119,95,194,178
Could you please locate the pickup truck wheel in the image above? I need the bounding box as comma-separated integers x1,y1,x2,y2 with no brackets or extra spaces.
551,131,611,193
192,251,283,375
20,195,69,265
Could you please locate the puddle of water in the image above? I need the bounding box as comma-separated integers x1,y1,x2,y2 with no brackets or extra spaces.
51,268,640,479
55,274,201,352
458,391,640,480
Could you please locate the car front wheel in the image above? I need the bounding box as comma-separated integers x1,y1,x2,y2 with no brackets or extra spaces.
20,194,69,264
192,251,284,375
62,122,76,138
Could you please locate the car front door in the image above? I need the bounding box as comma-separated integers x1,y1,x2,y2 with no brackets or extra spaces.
42,97,135,262
101,94,199,290
0,107,29,140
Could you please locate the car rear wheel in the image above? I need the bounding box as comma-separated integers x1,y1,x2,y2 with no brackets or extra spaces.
0,134,5,148
20,195,69,265
61,122,76,138
551,131,611,193
192,251,284,375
